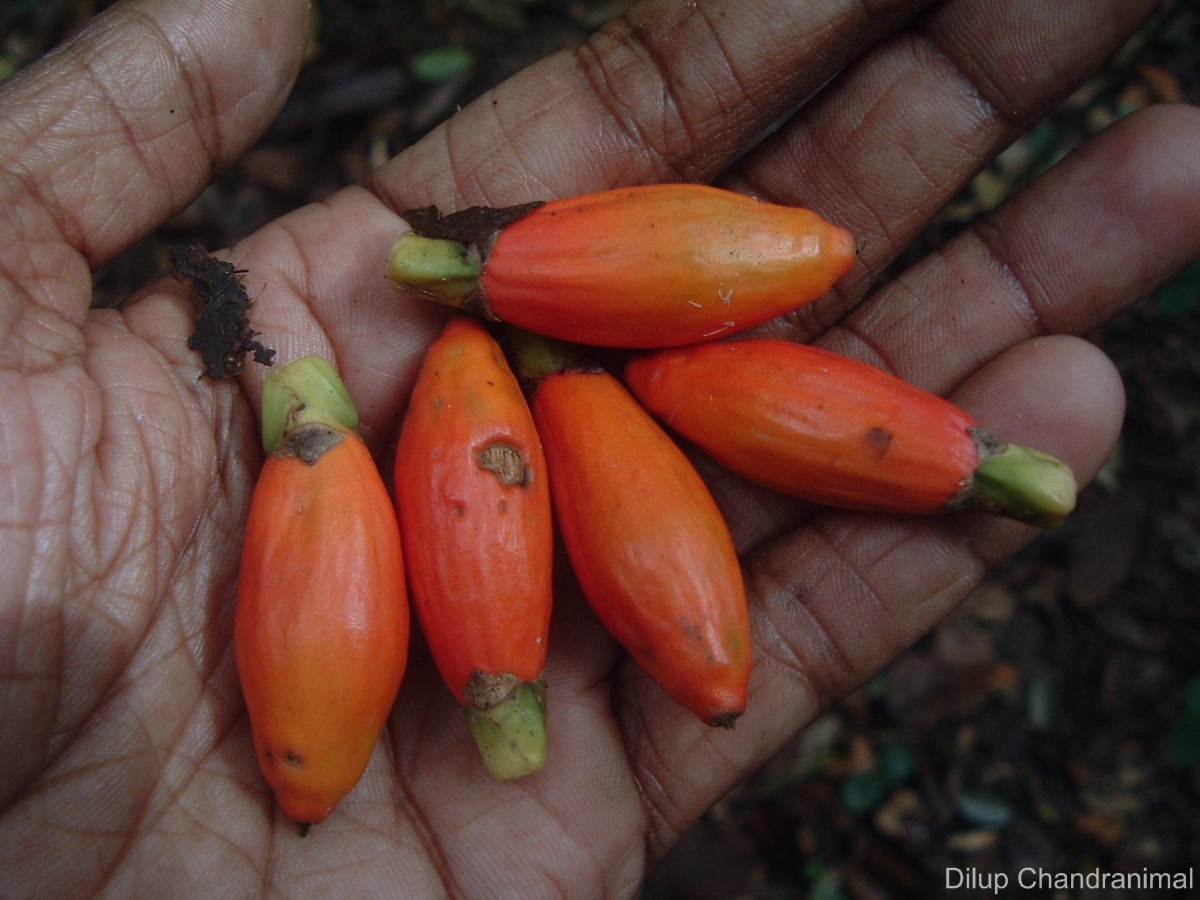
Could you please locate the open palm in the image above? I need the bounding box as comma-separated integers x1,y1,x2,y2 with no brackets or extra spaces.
2,0,1198,895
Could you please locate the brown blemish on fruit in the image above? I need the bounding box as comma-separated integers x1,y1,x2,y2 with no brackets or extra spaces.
285,751,303,767
477,442,532,487
864,426,892,460
677,616,703,644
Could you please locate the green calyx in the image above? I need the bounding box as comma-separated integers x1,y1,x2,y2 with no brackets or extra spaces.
504,327,572,383
387,232,483,308
505,327,605,388
968,440,1078,528
260,355,359,454
464,676,547,782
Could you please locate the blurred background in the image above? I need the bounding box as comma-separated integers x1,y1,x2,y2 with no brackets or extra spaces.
2,1,1197,897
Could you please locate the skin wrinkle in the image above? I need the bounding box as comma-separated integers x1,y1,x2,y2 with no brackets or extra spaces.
522,777,637,899
745,541,867,709
432,735,621,896
927,2,1150,125
747,572,837,695
0,132,78,257
920,12,1016,130
159,659,240,780
386,719,463,899
829,41,994,239
91,675,231,895
35,393,176,792
146,5,225,182
76,59,161,233
476,98,556,200
100,652,251,895
0,186,92,337
0,562,57,804
624,541,859,859
78,5,239,255
257,215,341,369
73,473,155,637
0,5,309,897
623,699,690,859
0,0,293,271
32,49,165,261
693,4,764,136
889,44,991,194
854,520,987,642
624,6,728,177
968,217,1053,335
822,310,904,377
166,560,233,689
572,31,690,184
633,700,748,860
90,709,170,887
119,803,252,897
10,305,83,373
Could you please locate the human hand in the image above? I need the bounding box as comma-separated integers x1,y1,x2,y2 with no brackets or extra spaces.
1,0,1197,896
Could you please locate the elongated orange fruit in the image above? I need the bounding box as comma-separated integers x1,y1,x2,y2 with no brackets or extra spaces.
394,316,552,780
235,356,409,832
387,183,855,348
513,333,751,725
624,339,1077,527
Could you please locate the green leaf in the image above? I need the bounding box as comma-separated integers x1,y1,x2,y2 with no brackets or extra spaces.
840,770,888,815
1182,674,1200,718
877,742,917,785
411,47,474,84
955,791,1013,829
1152,260,1200,319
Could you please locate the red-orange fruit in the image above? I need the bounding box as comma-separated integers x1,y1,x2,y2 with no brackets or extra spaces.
235,357,408,830
528,364,751,726
389,183,855,348
394,316,552,780
624,339,1077,526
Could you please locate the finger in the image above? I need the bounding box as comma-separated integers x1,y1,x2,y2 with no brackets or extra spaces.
820,104,1200,394
623,334,1124,855
0,0,310,269
725,0,1160,328
366,0,932,209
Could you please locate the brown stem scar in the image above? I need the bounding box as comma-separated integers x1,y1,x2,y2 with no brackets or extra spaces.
277,423,345,465
464,670,521,709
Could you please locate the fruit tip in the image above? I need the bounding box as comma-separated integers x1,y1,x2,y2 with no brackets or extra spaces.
465,678,548,782
260,355,359,453
709,710,744,729
969,440,1078,528
387,232,483,310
